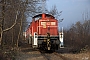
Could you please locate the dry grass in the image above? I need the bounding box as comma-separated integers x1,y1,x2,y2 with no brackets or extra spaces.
61,51,90,60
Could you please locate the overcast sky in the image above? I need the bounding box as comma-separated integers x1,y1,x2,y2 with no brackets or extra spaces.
46,0,90,29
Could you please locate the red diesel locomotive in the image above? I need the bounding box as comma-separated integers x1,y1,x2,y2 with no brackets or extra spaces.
26,13,60,51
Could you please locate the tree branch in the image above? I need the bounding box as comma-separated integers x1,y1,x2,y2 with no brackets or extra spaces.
3,11,18,32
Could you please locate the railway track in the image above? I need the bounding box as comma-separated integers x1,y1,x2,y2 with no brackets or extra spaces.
53,52,71,60
39,50,70,60
41,53,50,60
18,44,70,60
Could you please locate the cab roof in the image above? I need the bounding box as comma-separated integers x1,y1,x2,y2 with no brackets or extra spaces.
32,13,55,18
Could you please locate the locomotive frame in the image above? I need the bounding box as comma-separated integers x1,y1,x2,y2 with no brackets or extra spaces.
26,13,61,51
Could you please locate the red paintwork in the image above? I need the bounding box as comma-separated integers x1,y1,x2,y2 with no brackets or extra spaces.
26,13,58,37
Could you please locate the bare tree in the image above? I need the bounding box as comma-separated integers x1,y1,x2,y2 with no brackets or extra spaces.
0,0,48,49
64,19,90,52
48,5,63,20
